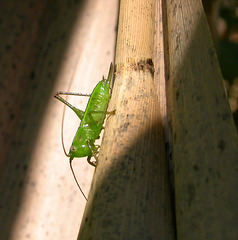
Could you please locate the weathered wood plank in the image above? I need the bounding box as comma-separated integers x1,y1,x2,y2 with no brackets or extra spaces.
166,0,238,239
78,1,175,239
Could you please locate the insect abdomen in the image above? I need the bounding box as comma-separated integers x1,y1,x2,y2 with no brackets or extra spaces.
84,80,110,126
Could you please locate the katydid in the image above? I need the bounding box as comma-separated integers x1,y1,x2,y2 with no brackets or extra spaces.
54,63,115,200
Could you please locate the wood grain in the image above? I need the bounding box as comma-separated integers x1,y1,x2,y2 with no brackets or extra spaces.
78,0,175,239
166,0,238,239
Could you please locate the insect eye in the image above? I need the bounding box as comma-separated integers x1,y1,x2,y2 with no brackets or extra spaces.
70,146,77,152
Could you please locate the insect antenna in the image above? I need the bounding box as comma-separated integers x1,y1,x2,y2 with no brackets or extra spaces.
69,158,88,201
60,49,81,157
57,53,88,200
60,103,69,157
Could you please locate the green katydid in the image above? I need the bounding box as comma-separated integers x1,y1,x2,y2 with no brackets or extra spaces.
54,63,115,200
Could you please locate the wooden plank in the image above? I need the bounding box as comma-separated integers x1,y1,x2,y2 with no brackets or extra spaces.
0,1,117,239
78,0,175,239
166,0,238,239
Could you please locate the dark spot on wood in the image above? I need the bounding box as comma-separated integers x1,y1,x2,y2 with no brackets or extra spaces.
218,139,225,152
146,58,153,67
15,31,21,37
135,59,154,76
15,163,20,170
10,181,16,190
187,183,195,206
120,122,130,132
176,90,179,100
21,23,25,31
47,72,52,78
19,180,23,188
61,32,66,39
30,71,35,79
48,60,53,67
31,83,38,90
5,45,12,51
9,113,15,120
222,112,229,121
23,164,28,171
104,185,110,192
196,95,201,101
102,219,112,228
208,47,215,57
165,71,170,81
173,133,177,142
193,165,199,171
30,181,36,188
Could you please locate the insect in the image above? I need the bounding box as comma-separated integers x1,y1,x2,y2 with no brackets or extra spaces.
54,63,115,200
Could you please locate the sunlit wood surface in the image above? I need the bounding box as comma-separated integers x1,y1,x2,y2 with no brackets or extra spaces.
0,1,118,239
78,0,175,239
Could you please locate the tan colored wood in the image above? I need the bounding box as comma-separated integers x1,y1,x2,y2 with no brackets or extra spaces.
0,1,117,239
78,1,175,239
154,0,170,141
166,0,238,239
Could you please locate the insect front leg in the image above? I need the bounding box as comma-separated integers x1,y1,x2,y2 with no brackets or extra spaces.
95,145,100,150
87,141,99,166
87,156,97,167
55,91,91,97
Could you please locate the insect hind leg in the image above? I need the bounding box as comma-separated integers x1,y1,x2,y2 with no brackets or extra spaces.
54,93,86,120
